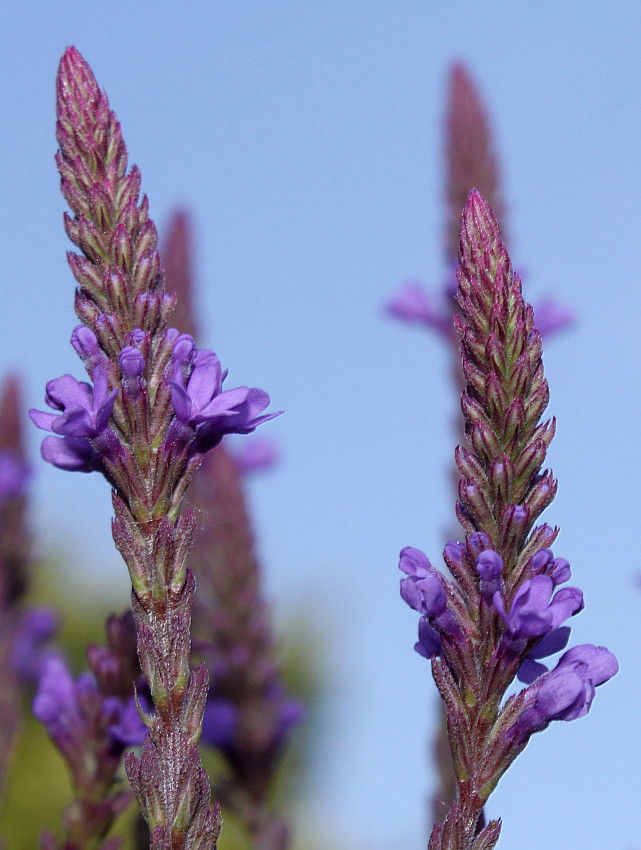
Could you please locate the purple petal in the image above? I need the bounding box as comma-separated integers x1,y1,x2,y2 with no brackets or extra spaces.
169,381,194,423
399,546,432,577
517,657,549,685
529,626,571,660
29,409,58,432
40,436,95,472
476,550,503,581
414,619,441,659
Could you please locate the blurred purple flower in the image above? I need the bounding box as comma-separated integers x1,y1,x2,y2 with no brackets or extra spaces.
202,698,237,749
32,654,84,750
107,694,149,749
533,296,574,338
0,450,30,507
231,438,278,475
384,282,452,337
11,607,59,683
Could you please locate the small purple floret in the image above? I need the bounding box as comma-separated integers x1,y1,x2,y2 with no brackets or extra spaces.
170,342,280,454
520,644,618,731
119,346,145,380
476,550,503,580
399,547,446,616
70,325,106,371
30,367,117,472
493,574,583,640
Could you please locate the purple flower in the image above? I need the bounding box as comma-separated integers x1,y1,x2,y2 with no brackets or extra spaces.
519,644,618,732
399,547,459,657
399,547,446,616
493,575,583,640
476,549,504,601
170,345,280,454
476,550,503,580
30,367,117,472
34,653,147,759
528,548,571,585
119,346,145,380
170,331,196,371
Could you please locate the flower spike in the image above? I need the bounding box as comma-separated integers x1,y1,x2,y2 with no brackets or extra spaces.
30,47,278,848
398,190,616,850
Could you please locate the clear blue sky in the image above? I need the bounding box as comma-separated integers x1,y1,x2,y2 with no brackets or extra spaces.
1,3,638,848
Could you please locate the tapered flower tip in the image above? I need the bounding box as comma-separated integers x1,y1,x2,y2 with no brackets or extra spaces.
57,46,100,113
459,189,502,259
56,47,101,122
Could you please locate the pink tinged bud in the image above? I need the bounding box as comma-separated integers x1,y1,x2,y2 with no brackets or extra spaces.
489,455,513,502
110,223,134,275
67,250,103,294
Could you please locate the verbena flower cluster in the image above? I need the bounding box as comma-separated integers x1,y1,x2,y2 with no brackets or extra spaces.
0,47,617,850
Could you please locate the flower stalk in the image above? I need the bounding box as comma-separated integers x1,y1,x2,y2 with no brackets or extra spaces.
398,190,616,850
31,47,277,848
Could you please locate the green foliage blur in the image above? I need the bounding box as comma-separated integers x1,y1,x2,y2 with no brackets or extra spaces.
0,556,323,849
